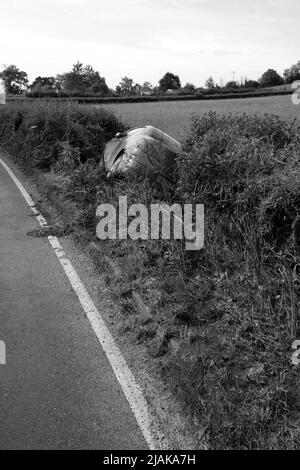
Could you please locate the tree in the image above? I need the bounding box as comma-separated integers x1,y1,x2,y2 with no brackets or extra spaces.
30,76,55,91
243,79,259,89
205,77,215,89
0,65,28,94
82,64,109,94
158,72,181,92
259,69,284,87
132,83,142,95
54,74,65,91
58,62,109,95
182,82,196,94
72,61,84,74
225,80,239,89
119,77,134,94
283,61,300,84
61,62,84,92
141,81,153,93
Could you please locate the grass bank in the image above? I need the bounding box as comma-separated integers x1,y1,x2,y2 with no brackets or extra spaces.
0,102,299,449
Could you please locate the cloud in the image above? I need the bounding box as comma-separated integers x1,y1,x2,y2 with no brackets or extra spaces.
0,0,299,88
197,50,244,56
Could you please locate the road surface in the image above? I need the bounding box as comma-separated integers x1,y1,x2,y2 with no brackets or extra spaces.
0,156,147,449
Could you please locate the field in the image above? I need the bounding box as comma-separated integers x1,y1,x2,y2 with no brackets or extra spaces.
103,94,300,138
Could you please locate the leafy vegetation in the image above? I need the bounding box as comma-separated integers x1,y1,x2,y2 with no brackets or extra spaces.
2,57,298,99
0,103,299,449
259,68,285,87
284,61,300,84
0,101,125,171
158,72,181,92
55,62,109,95
0,65,28,94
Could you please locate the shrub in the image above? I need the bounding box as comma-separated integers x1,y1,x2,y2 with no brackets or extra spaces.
168,113,300,448
0,101,126,170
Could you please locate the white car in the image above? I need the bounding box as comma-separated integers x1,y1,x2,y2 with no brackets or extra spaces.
104,125,181,181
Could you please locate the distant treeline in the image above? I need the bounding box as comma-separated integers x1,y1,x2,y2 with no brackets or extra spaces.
1,60,299,99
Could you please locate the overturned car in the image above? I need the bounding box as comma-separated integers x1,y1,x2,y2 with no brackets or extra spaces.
103,125,181,180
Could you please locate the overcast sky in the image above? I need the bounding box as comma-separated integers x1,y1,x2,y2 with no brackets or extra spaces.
1,0,299,88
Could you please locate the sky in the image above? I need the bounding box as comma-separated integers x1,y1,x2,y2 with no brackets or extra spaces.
1,0,300,89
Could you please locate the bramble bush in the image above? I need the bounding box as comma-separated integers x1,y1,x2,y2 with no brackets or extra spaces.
177,112,300,252
169,113,300,448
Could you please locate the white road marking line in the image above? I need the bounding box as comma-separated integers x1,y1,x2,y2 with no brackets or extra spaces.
0,157,167,450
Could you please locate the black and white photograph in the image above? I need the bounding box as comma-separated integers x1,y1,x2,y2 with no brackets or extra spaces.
0,0,300,455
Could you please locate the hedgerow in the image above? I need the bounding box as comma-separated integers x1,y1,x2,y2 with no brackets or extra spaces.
0,103,299,449
8,88,292,105
0,101,126,169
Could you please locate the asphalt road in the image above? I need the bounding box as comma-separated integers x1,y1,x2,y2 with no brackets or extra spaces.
0,157,147,449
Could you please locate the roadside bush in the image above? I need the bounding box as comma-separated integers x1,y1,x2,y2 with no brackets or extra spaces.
0,101,126,170
168,113,300,448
